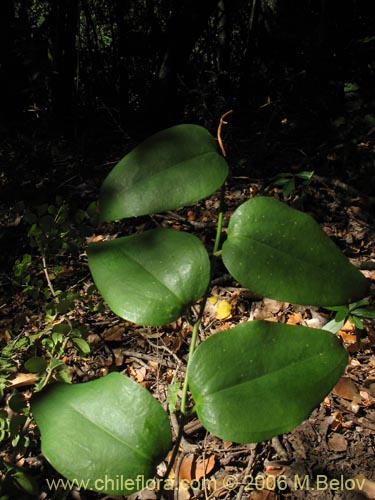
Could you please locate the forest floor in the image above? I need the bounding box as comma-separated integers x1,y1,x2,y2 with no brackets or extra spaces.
1,118,375,500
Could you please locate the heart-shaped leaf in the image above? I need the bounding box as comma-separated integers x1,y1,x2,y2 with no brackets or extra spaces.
222,196,368,306
99,124,228,221
188,320,348,443
31,373,172,494
87,228,210,326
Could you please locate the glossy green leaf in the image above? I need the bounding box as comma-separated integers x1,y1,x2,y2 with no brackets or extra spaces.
188,320,348,443
222,196,368,306
87,228,210,326
31,372,172,495
99,124,228,221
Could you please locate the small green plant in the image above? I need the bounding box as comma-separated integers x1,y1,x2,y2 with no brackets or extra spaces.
271,170,314,198
29,120,369,495
12,197,92,303
323,299,375,333
0,393,39,499
0,317,90,498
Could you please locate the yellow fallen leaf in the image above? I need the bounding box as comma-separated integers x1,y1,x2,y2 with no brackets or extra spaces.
208,296,218,305
216,301,232,320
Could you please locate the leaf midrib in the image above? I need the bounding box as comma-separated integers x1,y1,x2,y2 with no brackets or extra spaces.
119,151,219,193
69,403,149,461
228,233,343,271
196,351,342,399
117,246,185,306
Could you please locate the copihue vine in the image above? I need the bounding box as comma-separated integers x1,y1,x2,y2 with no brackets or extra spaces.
30,115,369,495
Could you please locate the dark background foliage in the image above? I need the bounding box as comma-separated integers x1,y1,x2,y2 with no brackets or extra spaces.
1,0,375,260
1,0,375,143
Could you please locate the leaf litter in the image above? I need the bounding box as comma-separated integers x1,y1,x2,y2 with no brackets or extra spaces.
1,145,375,500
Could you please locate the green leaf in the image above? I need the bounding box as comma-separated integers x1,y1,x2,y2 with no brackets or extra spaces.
296,170,314,181
167,380,180,413
281,178,295,197
350,315,364,330
352,308,375,319
222,197,369,306
24,356,47,374
31,372,172,495
322,317,346,333
99,124,228,221
8,393,27,413
188,321,347,443
334,308,349,322
344,82,359,94
87,228,210,326
8,469,39,495
72,338,91,355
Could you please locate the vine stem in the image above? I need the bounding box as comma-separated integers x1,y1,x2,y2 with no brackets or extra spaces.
214,110,232,255
157,296,208,499
158,112,233,498
41,253,57,299
180,296,208,415
217,109,233,158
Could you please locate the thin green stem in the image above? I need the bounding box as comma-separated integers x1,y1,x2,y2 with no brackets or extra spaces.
159,112,233,498
41,254,57,299
213,211,223,255
157,295,208,500
180,308,204,415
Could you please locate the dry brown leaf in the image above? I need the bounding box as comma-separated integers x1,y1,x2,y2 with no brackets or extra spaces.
112,348,124,366
179,454,216,482
249,491,277,499
103,325,126,341
86,234,106,244
263,298,286,314
363,379,375,398
328,411,342,431
87,333,101,344
328,432,347,452
179,455,194,481
352,474,375,499
175,483,191,500
7,373,38,388
337,331,357,344
264,465,286,477
195,455,216,480
286,312,302,325
341,320,355,332
127,365,147,382
366,325,375,345
333,376,360,401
